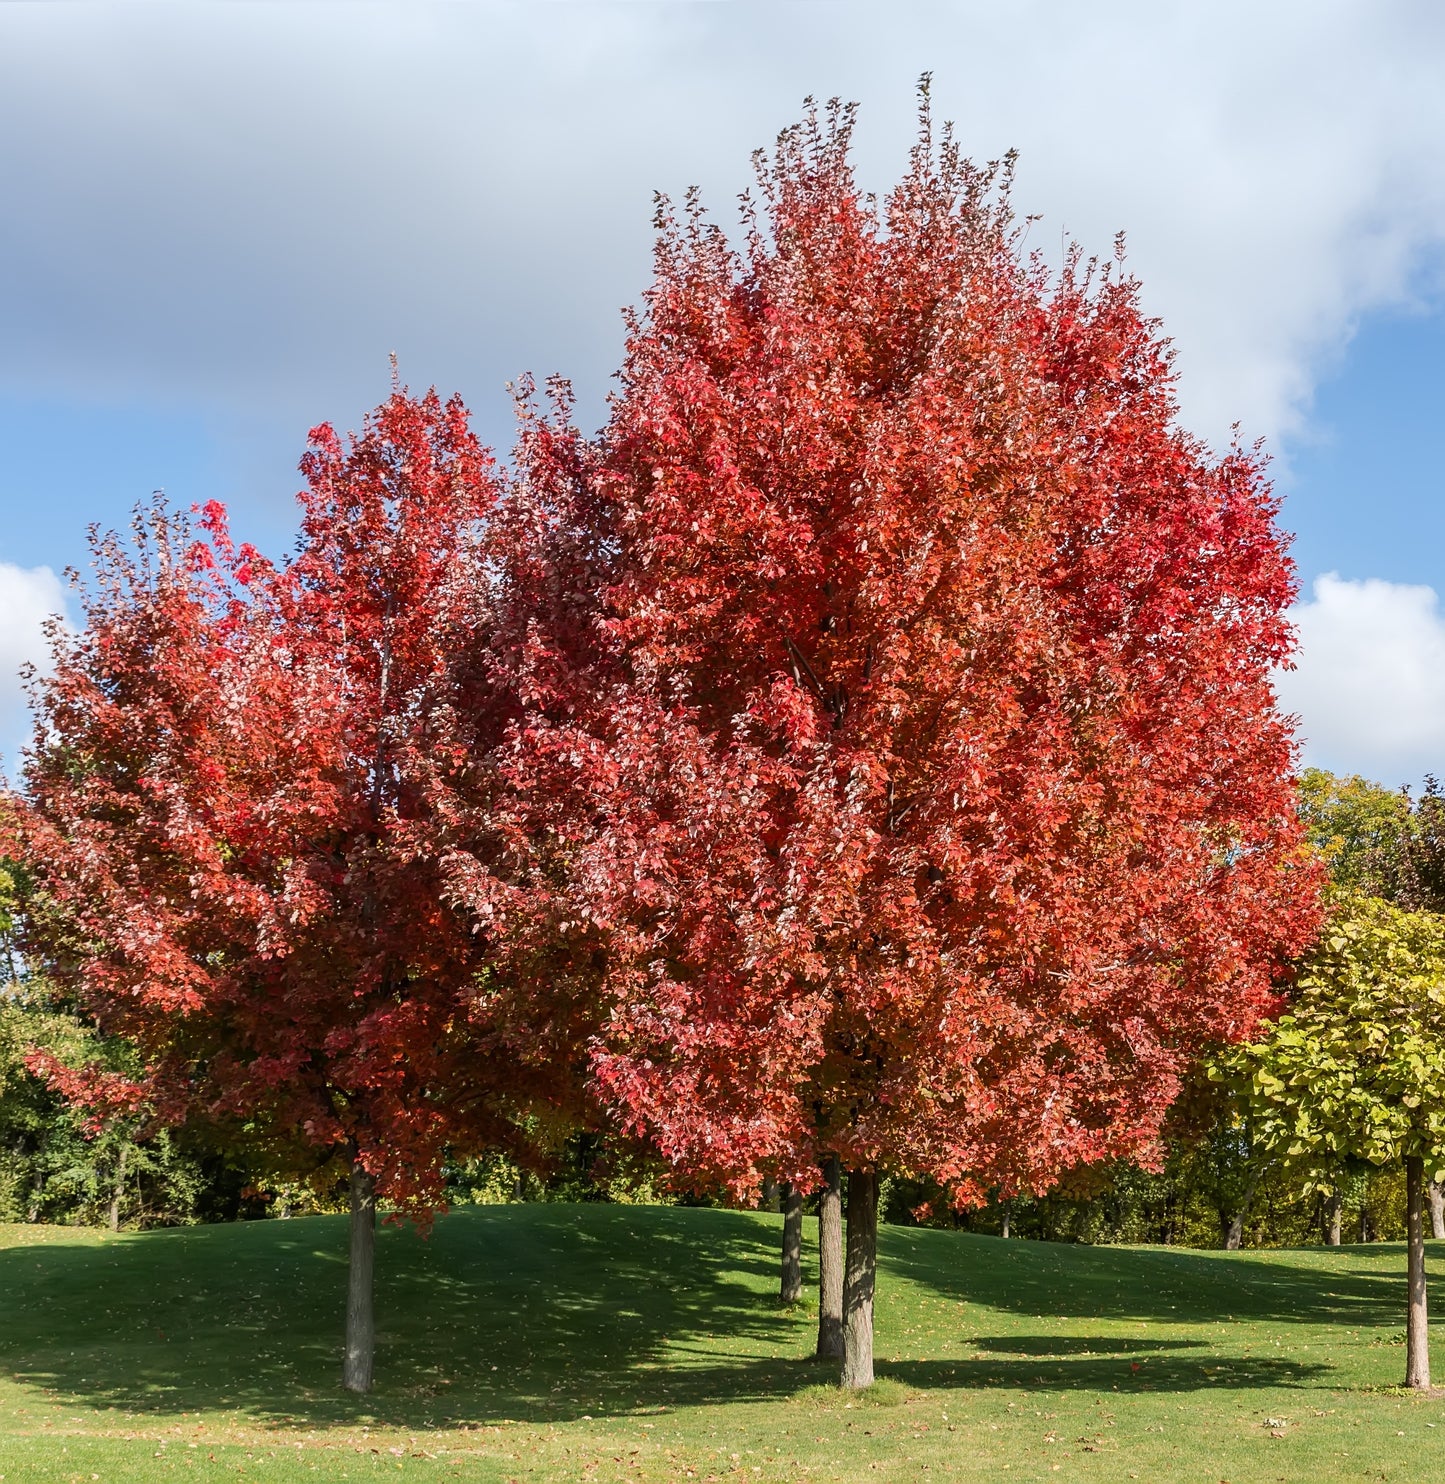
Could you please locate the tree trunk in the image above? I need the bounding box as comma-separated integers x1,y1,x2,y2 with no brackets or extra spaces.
841,1168,879,1390
27,1130,50,1223
342,1160,377,1394
815,1155,844,1361
1406,1155,1431,1390
106,1143,129,1233
1431,1179,1445,1241
1324,1190,1342,1247
1224,1168,1264,1251
1000,1204,1011,1239
779,1183,804,1304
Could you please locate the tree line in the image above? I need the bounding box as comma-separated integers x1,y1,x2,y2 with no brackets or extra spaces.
3,91,1413,1396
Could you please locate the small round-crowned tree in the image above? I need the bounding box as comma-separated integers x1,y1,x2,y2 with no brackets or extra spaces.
7,389,593,1392
1228,893,1445,1390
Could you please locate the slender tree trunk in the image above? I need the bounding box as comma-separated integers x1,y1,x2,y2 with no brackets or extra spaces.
342,1160,377,1394
27,1130,50,1223
1325,1190,1342,1247
815,1156,843,1361
779,1183,804,1304
1000,1204,1011,1240
1431,1179,1445,1241
106,1144,129,1233
1224,1168,1263,1251
1406,1155,1431,1390
841,1169,879,1390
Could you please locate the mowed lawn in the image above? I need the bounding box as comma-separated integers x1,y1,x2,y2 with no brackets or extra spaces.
2,1206,1444,1483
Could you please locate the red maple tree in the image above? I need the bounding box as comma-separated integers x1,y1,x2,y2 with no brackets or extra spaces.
517,95,1323,1384
8,389,591,1391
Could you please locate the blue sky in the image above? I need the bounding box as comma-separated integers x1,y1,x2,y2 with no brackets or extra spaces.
1287,307,1445,590
3,1,1445,784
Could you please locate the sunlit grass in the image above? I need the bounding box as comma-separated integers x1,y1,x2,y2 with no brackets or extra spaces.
2,1205,1444,1480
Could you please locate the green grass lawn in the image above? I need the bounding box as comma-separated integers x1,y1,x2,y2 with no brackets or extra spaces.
2,1206,1444,1482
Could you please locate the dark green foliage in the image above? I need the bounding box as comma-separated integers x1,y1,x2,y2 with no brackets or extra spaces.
0,986,205,1228
446,1135,679,1208
882,1129,1411,1249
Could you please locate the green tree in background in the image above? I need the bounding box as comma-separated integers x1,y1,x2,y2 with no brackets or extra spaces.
1161,1072,1276,1250
0,986,206,1229
0,863,206,1229
1296,768,1412,892
1296,768,1445,1234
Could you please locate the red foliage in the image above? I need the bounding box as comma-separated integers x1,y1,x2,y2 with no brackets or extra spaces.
517,98,1324,1201
7,389,588,1215
24,1050,147,1137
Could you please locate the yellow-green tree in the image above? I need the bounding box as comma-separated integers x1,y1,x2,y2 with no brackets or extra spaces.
1228,894,1445,1388
1296,768,1412,891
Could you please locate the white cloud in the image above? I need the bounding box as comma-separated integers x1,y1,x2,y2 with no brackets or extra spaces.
0,2,1442,454
1278,573,1445,787
0,563,67,777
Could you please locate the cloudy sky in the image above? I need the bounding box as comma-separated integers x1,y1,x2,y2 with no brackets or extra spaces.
2,1,1444,784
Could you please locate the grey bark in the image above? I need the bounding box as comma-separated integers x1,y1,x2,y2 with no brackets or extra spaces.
26,1130,50,1223
342,1160,377,1394
815,1155,844,1360
1223,1168,1263,1251
106,1143,129,1233
1407,1155,1431,1390
1000,1204,1011,1240
779,1183,804,1304
841,1169,879,1389
1325,1190,1342,1247
1430,1178,1445,1241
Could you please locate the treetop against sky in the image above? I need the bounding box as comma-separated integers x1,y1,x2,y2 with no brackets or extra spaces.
2,2,1445,783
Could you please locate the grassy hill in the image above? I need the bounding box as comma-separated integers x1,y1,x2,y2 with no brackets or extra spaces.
1,1204,1444,1481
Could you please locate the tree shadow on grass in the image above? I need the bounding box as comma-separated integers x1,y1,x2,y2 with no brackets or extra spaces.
877,1334,1328,1392
882,1352,1330,1393
634,1347,1330,1406
971,1334,1204,1355
879,1226,1416,1332
0,1206,795,1430
0,1208,1389,1431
